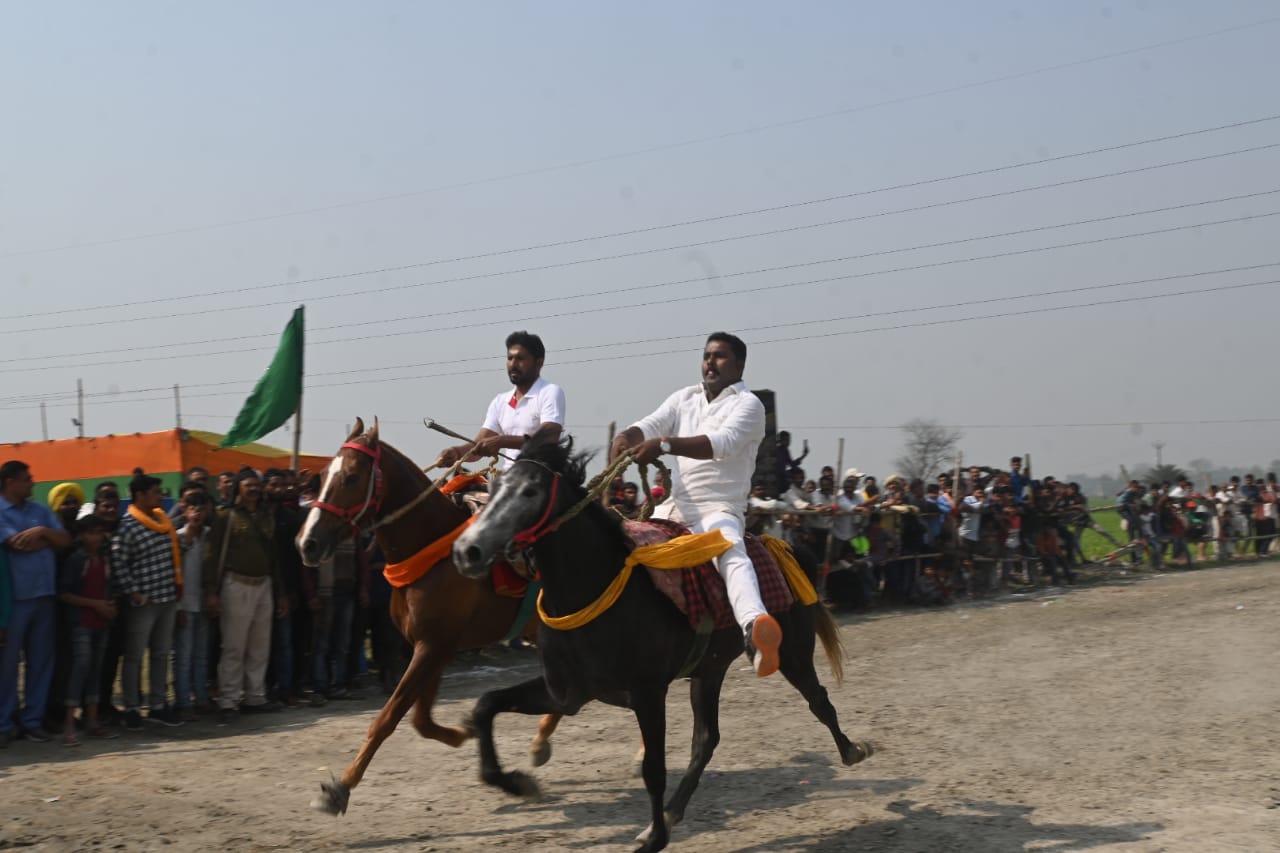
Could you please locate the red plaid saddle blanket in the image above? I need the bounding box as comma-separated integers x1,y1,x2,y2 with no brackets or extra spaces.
623,517,795,631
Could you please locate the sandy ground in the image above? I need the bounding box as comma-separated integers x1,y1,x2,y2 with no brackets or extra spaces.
2,562,1278,853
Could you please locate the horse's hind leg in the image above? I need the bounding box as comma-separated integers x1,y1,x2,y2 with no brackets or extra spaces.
529,713,562,767
313,640,439,816
470,676,564,799
778,628,872,767
661,667,728,832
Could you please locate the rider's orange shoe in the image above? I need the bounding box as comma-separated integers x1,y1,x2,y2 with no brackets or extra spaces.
746,614,782,678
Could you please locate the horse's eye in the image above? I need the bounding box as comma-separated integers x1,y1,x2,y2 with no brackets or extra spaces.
344,474,359,486
522,487,539,499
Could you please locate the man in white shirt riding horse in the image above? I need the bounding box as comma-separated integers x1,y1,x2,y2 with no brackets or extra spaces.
435,331,566,472
609,332,782,678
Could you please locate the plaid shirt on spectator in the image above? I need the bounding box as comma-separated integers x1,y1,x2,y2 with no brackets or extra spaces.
111,514,179,604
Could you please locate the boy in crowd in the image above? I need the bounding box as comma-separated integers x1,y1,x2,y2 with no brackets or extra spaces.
56,515,118,746
174,491,212,718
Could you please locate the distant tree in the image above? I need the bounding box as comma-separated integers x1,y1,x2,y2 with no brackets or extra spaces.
893,418,963,482
1147,463,1189,485
1188,458,1213,476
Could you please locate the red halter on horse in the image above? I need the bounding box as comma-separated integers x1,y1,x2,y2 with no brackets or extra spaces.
310,441,385,534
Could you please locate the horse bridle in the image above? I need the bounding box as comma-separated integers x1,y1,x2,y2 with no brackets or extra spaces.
312,441,386,535
508,458,562,549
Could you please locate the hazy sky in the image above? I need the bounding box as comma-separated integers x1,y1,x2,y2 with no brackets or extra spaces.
2,1,1278,482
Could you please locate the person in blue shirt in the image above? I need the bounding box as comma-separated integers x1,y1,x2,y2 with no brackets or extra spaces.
1008,457,1031,503
0,460,71,745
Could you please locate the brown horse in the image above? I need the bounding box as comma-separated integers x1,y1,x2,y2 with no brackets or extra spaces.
296,418,559,815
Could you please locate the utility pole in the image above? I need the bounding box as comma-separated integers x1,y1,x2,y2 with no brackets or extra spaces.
173,384,183,429
1152,441,1166,468
40,401,48,440
74,379,85,438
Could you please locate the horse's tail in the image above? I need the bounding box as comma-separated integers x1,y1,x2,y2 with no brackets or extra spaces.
812,600,845,685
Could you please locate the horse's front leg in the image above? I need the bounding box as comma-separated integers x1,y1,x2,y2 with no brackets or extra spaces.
312,639,439,816
632,685,671,853
408,644,470,747
469,676,566,799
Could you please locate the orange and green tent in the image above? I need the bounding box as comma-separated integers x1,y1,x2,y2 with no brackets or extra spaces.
0,429,332,505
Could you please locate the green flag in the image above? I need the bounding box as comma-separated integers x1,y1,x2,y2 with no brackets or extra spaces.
221,306,304,448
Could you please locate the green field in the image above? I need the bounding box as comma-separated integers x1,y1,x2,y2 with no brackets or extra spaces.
1080,501,1127,561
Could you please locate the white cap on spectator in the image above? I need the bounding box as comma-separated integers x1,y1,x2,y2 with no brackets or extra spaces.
843,468,864,481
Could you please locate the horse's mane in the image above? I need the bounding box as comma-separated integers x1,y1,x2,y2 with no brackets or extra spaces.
375,439,431,489
520,434,631,551
520,434,592,489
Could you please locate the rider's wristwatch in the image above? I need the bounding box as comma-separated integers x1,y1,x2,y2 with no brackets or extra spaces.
659,437,672,455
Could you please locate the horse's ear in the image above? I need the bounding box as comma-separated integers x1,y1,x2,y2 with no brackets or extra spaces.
368,417,380,447
347,417,365,441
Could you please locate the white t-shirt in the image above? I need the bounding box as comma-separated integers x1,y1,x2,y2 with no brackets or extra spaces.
832,492,864,540
631,381,765,520
481,376,566,470
747,495,787,539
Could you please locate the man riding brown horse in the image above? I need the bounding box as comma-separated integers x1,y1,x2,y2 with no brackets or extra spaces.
434,331,565,472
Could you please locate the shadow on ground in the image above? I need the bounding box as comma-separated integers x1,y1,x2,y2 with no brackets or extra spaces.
728,799,1163,853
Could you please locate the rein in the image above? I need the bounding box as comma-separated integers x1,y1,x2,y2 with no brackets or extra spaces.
312,440,488,537
508,451,644,547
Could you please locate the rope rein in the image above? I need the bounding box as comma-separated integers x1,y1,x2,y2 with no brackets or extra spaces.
369,446,494,531
548,454,670,532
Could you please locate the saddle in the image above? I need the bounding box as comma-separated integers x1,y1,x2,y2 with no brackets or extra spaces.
624,518,798,631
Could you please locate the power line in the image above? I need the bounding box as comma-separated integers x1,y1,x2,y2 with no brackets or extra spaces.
8,184,1279,371
8,272,1275,412
4,15,1274,263
296,210,1278,352
274,265,1280,381
176,414,1280,432
11,252,1280,410
14,137,1280,356
8,256,1279,406
734,418,1280,431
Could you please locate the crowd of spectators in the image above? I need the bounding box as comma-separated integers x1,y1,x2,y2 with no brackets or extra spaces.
736,434,1280,611
7,437,1280,745
598,430,1280,612
0,460,406,747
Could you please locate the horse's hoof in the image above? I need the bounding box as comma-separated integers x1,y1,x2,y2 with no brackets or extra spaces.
529,739,552,768
310,777,350,816
842,739,874,766
510,771,542,801
633,813,672,849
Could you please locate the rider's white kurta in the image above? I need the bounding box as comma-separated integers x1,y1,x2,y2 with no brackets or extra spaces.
631,381,767,632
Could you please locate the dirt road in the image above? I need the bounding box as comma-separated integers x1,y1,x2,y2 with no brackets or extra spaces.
3,563,1277,852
